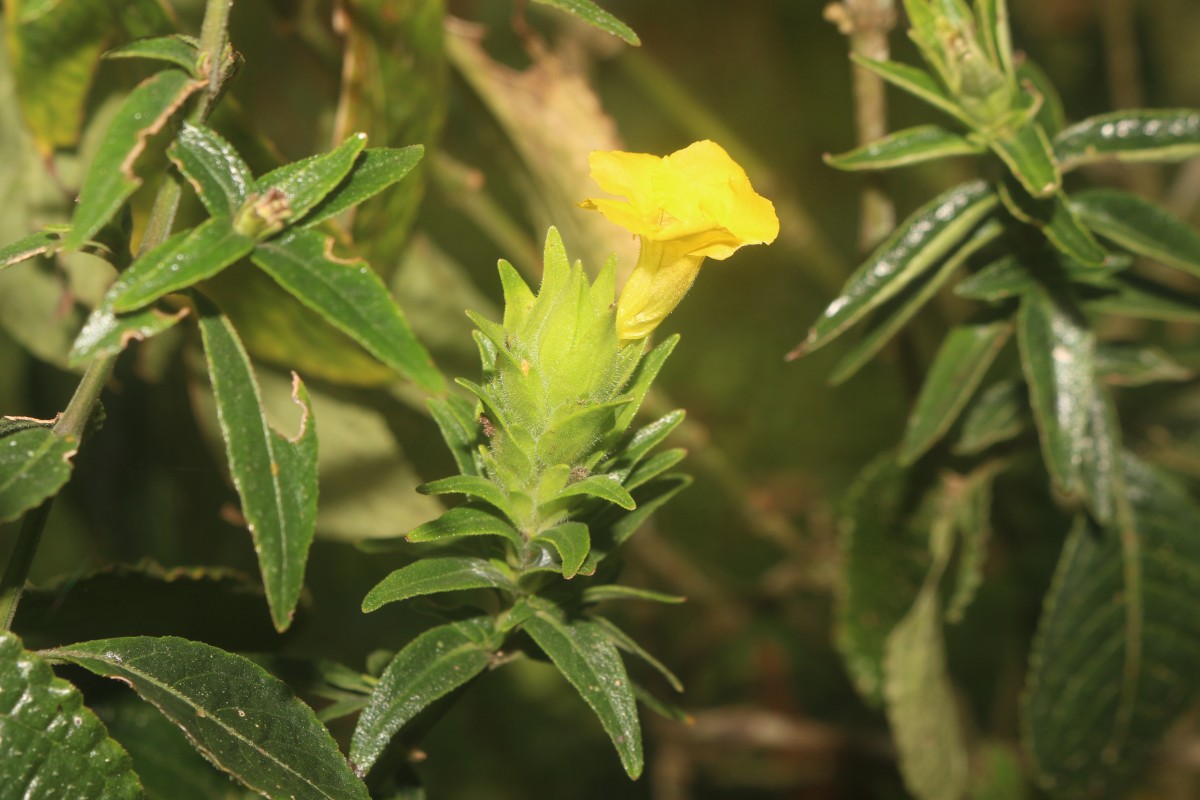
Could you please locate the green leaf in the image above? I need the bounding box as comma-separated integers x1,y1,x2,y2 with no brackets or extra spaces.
106,218,255,313
64,69,204,251
1055,109,1200,172
168,122,253,220
1016,60,1065,138
534,522,591,579
303,146,425,228
350,618,496,776
977,0,1015,84
611,335,680,443
1023,457,1200,799
607,474,692,549
604,409,686,476
952,379,1029,455
361,557,514,612
419,475,512,520
68,305,188,367
0,632,141,799
798,180,998,356
851,55,973,127
954,254,1036,301
592,615,683,693
582,585,685,606
1071,188,1200,278
624,448,687,491
834,453,933,704
103,34,200,74
944,462,1000,623
997,180,1107,267
825,125,983,171
829,218,1003,384
883,590,969,800
1,230,59,269
899,318,1013,464
1017,286,1096,497
987,122,1062,197
552,474,636,510
1095,342,1193,387
197,301,318,633
427,395,483,477
522,600,643,778
253,133,367,224
251,228,444,393
530,0,639,45
405,505,521,546
1084,273,1200,323
0,427,77,523
45,636,369,800
0,416,55,438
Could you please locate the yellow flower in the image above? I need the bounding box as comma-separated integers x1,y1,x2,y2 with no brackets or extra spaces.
581,140,779,341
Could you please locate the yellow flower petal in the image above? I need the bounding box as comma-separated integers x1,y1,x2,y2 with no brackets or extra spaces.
583,140,778,340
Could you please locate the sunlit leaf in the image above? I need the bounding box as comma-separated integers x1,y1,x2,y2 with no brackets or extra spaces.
45,636,369,800
531,0,639,45
303,146,424,229
168,122,252,220
253,133,367,223
0,230,60,270
405,504,521,546
0,632,141,799
68,305,188,367
988,122,1061,197
534,522,590,579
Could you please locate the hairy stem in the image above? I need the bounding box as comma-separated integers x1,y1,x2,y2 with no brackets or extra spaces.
0,0,238,632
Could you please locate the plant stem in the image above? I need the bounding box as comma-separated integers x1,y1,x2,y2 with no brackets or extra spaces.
826,0,897,252
0,0,238,632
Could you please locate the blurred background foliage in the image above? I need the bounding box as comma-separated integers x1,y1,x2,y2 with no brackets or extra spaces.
3,0,1200,797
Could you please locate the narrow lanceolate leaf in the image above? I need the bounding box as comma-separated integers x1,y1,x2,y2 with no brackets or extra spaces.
944,462,1001,623
530,0,639,45
0,632,141,799
899,318,1013,464
582,585,686,606
302,146,425,228
253,133,367,223
829,219,1003,384
68,306,189,367
361,557,514,612
1,230,59,269
1071,188,1200,278
64,69,204,250
977,0,1015,84
169,122,253,220
103,35,200,74
851,56,974,127
604,410,686,476
535,522,591,579
592,616,683,693
197,302,318,632
0,427,77,523
988,122,1061,197
954,254,1037,301
1055,109,1200,171
1017,60,1066,138
798,181,998,356
553,475,636,510
1017,286,1096,497
884,590,969,800
522,600,643,778
953,380,1029,456
350,619,497,776
405,505,521,546
611,335,680,441
251,229,444,392
106,218,255,313
825,125,983,171
1024,457,1200,799
1095,343,1193,387
44,636,369,800
1084,273,1200,323
835,454,933,704
998,180,1107,268
419,475,512,519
